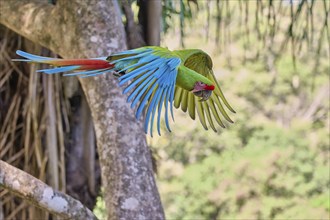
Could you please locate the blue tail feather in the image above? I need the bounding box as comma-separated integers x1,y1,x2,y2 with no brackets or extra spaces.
63,68,107,76
80,70,112,78
37,66,80,74
16,50,56,61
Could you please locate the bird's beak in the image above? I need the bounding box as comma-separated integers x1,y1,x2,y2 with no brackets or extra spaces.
193,90,212,102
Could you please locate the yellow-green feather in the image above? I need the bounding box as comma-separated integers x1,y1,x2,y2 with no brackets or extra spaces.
188,93,195,119
173,48,235,131
203,101,216,131
176,65,213,91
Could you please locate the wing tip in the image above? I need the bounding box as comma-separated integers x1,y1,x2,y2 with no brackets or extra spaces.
227,117,234,123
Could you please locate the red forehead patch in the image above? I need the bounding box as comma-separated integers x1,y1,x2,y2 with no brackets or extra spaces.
205,84,215,91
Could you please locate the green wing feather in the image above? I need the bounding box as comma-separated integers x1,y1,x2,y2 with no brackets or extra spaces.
174,49,235,131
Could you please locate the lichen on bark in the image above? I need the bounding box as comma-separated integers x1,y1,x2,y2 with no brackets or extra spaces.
0,0,165,219
0,160,97,220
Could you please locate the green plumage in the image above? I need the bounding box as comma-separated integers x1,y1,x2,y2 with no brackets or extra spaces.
172,48,235,131
176,65,213,91
15,46,235,134
109,46,235,132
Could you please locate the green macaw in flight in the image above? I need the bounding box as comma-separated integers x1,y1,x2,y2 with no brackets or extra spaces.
14,46,235,136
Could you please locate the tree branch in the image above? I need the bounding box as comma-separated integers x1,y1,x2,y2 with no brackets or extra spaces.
1,0,165,219
0,0,62,53
146,0,162,46
301,84,330,121
121,0,145,48
0,160,97,220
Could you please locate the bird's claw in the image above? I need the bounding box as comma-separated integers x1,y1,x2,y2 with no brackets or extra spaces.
193,90,212,102
113,70,126,77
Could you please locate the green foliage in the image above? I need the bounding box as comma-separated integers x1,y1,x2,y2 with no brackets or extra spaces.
94,191,106,220
155,5,329,216
155,119,329,219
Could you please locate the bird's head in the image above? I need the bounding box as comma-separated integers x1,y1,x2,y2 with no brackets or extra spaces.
191,81,215,101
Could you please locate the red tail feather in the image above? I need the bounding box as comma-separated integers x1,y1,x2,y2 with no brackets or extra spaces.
50,59,114,70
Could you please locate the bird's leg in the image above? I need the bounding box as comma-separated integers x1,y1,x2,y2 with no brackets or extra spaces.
113,70,126,77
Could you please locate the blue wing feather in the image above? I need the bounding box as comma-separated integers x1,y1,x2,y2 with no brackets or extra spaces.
120,61,146,72
16,47,182,136
157,89,167,135
169,80,176,121
123,70,154,94
138,64,170,127
115,48,181,135
164,87,172,132
150,89,163,137
128,73,155,105
118,58,164,84
144,88,162,136
114,48,152,56
136,81,158,119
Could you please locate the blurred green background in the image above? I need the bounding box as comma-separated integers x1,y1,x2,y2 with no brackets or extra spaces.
0,0,328,219
95,0,330,219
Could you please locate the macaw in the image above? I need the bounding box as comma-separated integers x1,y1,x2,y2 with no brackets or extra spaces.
14,47,235,136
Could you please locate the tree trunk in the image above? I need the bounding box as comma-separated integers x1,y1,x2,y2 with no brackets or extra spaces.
138,0,162,46
0,0,164,219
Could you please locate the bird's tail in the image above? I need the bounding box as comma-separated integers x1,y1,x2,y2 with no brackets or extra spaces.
13,50,115,77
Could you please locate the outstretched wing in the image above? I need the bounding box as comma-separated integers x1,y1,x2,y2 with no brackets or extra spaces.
174,50,235,131
111,47,181,136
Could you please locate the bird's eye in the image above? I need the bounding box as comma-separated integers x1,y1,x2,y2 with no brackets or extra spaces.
199,82,205,86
